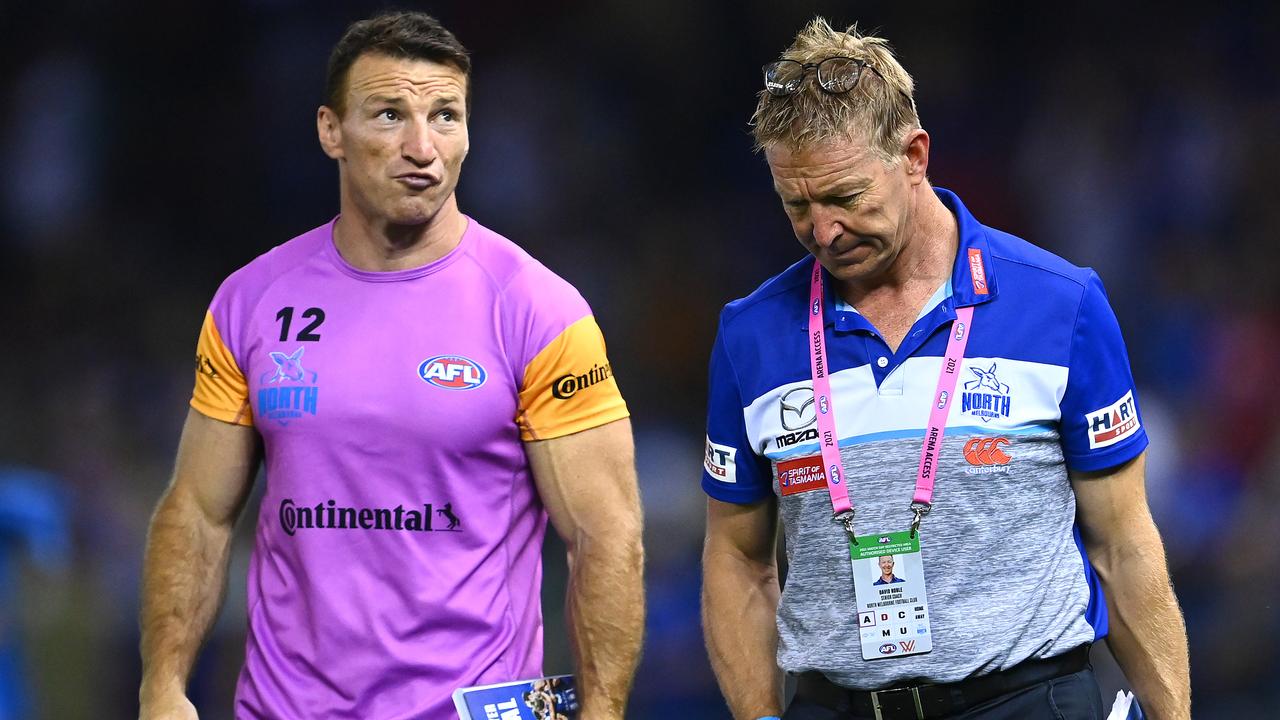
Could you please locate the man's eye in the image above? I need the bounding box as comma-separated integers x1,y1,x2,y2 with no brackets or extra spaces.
378,109,399,121
833,194,861,205
437,109,457,122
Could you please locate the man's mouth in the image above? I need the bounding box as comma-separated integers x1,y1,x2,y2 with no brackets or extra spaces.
394,172,440,191
831,239,874,260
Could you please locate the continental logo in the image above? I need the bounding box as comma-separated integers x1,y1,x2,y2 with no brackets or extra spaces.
195,353,220,379
279,498,461,536
551,363,613,400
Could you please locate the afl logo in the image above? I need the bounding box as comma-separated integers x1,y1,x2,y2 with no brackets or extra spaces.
418,355,487,390
828,464,842,485
811,299,821,316
879,643,898,655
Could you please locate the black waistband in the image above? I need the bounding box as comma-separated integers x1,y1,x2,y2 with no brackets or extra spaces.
793,645,1091,720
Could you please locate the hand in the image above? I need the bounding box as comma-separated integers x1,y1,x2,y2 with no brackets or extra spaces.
139,693,198,720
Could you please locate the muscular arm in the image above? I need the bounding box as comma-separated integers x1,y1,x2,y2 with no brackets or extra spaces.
525,418,644,720
1072,452,1190,720
139,409,260,717
702,496,782,719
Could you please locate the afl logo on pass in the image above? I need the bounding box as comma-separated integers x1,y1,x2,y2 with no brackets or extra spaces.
418,355,487,390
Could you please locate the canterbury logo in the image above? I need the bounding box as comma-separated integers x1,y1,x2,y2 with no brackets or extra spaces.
963,437,1011,466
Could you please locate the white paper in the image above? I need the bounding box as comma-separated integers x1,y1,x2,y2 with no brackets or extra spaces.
1106,690,1135,720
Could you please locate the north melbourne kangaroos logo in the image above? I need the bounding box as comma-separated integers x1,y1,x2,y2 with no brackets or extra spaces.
960,363,1011,423
258,347,319,426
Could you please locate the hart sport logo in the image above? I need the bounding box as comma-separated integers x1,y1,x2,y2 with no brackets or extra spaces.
258,348,319,426
1086,391,1141,449
704,436,738,484
419,355,487,390
961,363,1012,423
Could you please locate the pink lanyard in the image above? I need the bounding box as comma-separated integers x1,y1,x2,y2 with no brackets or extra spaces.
807,260,974,538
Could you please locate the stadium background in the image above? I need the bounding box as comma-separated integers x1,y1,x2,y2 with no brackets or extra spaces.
1,1,1276,718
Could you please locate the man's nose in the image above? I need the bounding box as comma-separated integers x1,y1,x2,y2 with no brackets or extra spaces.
402,118,438,165
809,205,843,249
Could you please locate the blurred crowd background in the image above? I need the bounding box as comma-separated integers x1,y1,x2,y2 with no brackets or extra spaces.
1,0,1277,718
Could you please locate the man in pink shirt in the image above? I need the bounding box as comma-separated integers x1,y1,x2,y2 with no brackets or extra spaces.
137,12,644,719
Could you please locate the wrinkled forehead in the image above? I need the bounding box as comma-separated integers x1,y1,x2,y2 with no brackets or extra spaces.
765,137,879,177
765,137,884,196
344,52,468,107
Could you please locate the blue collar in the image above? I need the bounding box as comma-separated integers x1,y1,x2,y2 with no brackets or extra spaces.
936,186,999,308
818,186,998,331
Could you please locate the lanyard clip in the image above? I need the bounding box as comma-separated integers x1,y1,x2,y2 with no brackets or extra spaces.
909,503,930,538
834,510,857,543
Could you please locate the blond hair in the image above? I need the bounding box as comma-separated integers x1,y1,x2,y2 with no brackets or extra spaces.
750,18,919,162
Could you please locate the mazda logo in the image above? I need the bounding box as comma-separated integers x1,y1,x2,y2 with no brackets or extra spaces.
780,387,817,431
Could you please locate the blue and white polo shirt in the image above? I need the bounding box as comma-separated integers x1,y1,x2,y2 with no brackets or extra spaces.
702,188,1147,689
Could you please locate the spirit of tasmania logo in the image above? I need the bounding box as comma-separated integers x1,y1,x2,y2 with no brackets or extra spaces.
960,362,1011,423
258,347,319,426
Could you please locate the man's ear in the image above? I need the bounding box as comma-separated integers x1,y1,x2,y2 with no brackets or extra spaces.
317,105,344,160
901,129,930,185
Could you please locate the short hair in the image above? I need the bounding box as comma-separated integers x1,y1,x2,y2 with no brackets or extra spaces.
325,11,471,117
750,18,919,162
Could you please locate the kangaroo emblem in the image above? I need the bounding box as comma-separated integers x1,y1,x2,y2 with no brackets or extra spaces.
437,502,461,530
267,348,307,384
964,363,1009,395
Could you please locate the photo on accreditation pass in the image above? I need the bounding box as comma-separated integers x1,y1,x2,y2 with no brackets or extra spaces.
853,550,922,591
453,674,579,720
852,537,932,658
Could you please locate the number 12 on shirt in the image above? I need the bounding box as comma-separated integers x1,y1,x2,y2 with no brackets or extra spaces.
852,530,933,660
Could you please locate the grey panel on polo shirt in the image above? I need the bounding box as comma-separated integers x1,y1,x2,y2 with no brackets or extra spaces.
773,429,1096,689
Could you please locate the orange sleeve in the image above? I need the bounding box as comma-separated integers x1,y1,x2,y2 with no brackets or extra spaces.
517,316,629,441
191,310,254,426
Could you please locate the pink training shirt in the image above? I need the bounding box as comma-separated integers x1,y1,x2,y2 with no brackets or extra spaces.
191,217,628,719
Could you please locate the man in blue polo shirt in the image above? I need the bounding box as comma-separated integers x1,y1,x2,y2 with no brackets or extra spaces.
873,556,904,586
700,18,1190,720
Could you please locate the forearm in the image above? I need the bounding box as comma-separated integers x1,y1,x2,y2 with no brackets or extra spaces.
565,529,645,720
1094,527,1190,719
139,486,235,703
702,547,783,719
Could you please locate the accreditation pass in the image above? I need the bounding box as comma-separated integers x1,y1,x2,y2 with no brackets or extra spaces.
852,530,933,660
